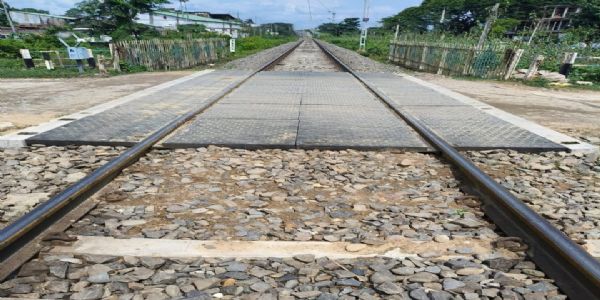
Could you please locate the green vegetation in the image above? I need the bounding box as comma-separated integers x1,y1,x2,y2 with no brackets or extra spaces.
319,32,392,63
0,35,295,78
317,18,361,36
226,36,297,62
381,0,600,40
65,0,169,39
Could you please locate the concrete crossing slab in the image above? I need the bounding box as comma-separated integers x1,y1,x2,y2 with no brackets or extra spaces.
26,70,251,146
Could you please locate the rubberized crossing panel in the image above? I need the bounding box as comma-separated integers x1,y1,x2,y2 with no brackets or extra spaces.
358,72,567,151
163,119,299,149
27,70,251,146
163,71,430,150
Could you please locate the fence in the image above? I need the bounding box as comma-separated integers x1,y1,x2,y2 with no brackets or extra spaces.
115,38,228,71
389,41,519,79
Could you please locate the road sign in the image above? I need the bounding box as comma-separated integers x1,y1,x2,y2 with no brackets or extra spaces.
230,39,236,53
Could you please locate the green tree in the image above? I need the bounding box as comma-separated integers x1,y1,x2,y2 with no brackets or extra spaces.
0,2,10,27
340,18,360,33
66,0,169,39
318,18,362,36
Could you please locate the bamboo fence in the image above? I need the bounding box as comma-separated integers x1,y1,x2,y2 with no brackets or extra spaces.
116,38,228,71
389,40,518,79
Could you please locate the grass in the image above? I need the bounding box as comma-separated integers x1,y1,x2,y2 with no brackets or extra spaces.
319,33,392,63
224,36,297,62
0,35,297,78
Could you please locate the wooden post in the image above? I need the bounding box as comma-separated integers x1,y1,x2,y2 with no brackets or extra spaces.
86,48,97,68
394,24,400,42
54,50,64,67
504,48,524,80
41,52,54,70
477,3,500,49
558,52,577,77
437,48,449,75
525,54,544,80
419,45,429,70
462,47,475,76
110,43,121,72
97,55,108,75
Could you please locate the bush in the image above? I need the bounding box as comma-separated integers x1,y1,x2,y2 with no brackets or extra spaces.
0,39,28,58
570,66,600,83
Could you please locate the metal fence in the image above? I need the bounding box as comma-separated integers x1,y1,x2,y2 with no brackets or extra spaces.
115,38,228,71
389,41,518,79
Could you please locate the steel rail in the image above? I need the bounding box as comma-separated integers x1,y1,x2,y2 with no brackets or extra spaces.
0,40,303,279
314,39,600,300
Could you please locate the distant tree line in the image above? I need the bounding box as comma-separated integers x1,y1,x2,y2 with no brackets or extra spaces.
317,18,361,36
380,0,599,39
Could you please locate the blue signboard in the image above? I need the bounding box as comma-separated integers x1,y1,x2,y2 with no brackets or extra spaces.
67,47,89,60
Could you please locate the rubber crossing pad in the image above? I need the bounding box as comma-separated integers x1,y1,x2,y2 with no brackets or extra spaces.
163,71,430,151
27,70,251,146
358,72,567,151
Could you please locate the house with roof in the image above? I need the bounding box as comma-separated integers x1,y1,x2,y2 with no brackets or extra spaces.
136,10,245,37
8,10,75,29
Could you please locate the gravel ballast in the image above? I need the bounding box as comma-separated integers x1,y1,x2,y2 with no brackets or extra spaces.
0,145,122,228
9,146,562,299
223,42,300,71
468,150,600,244
317,41,401,73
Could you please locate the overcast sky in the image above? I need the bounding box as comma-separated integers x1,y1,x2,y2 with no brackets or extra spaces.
6,0,422,29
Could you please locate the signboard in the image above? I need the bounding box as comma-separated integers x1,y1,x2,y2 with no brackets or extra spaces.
230,39,236,53
67,47,89,60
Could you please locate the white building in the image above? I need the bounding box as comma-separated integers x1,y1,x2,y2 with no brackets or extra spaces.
136,10,244,37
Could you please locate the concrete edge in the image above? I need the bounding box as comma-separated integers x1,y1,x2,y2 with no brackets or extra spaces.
0,69,215,148
396,73,599,154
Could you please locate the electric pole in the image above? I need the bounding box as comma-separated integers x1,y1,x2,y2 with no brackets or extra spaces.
359,0,370,52
0,0,17,35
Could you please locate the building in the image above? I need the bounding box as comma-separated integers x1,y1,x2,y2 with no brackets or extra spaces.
8,10,75,29
136,10,244,37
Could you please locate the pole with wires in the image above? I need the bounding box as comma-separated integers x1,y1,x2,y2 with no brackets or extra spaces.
0,0,17,36
359,0,370,52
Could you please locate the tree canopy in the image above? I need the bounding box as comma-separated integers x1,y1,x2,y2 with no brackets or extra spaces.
318,18,361,36
381,0,599,37
66,0,169,39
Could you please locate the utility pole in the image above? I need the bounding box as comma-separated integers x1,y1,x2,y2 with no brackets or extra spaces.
359,0,370,52
0,0,17,36
477,3,500,49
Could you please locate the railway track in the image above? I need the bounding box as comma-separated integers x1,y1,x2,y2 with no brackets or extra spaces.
0,38,599,299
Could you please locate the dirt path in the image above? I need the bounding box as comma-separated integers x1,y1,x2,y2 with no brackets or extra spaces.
414,73,600,144
0,71,194,134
